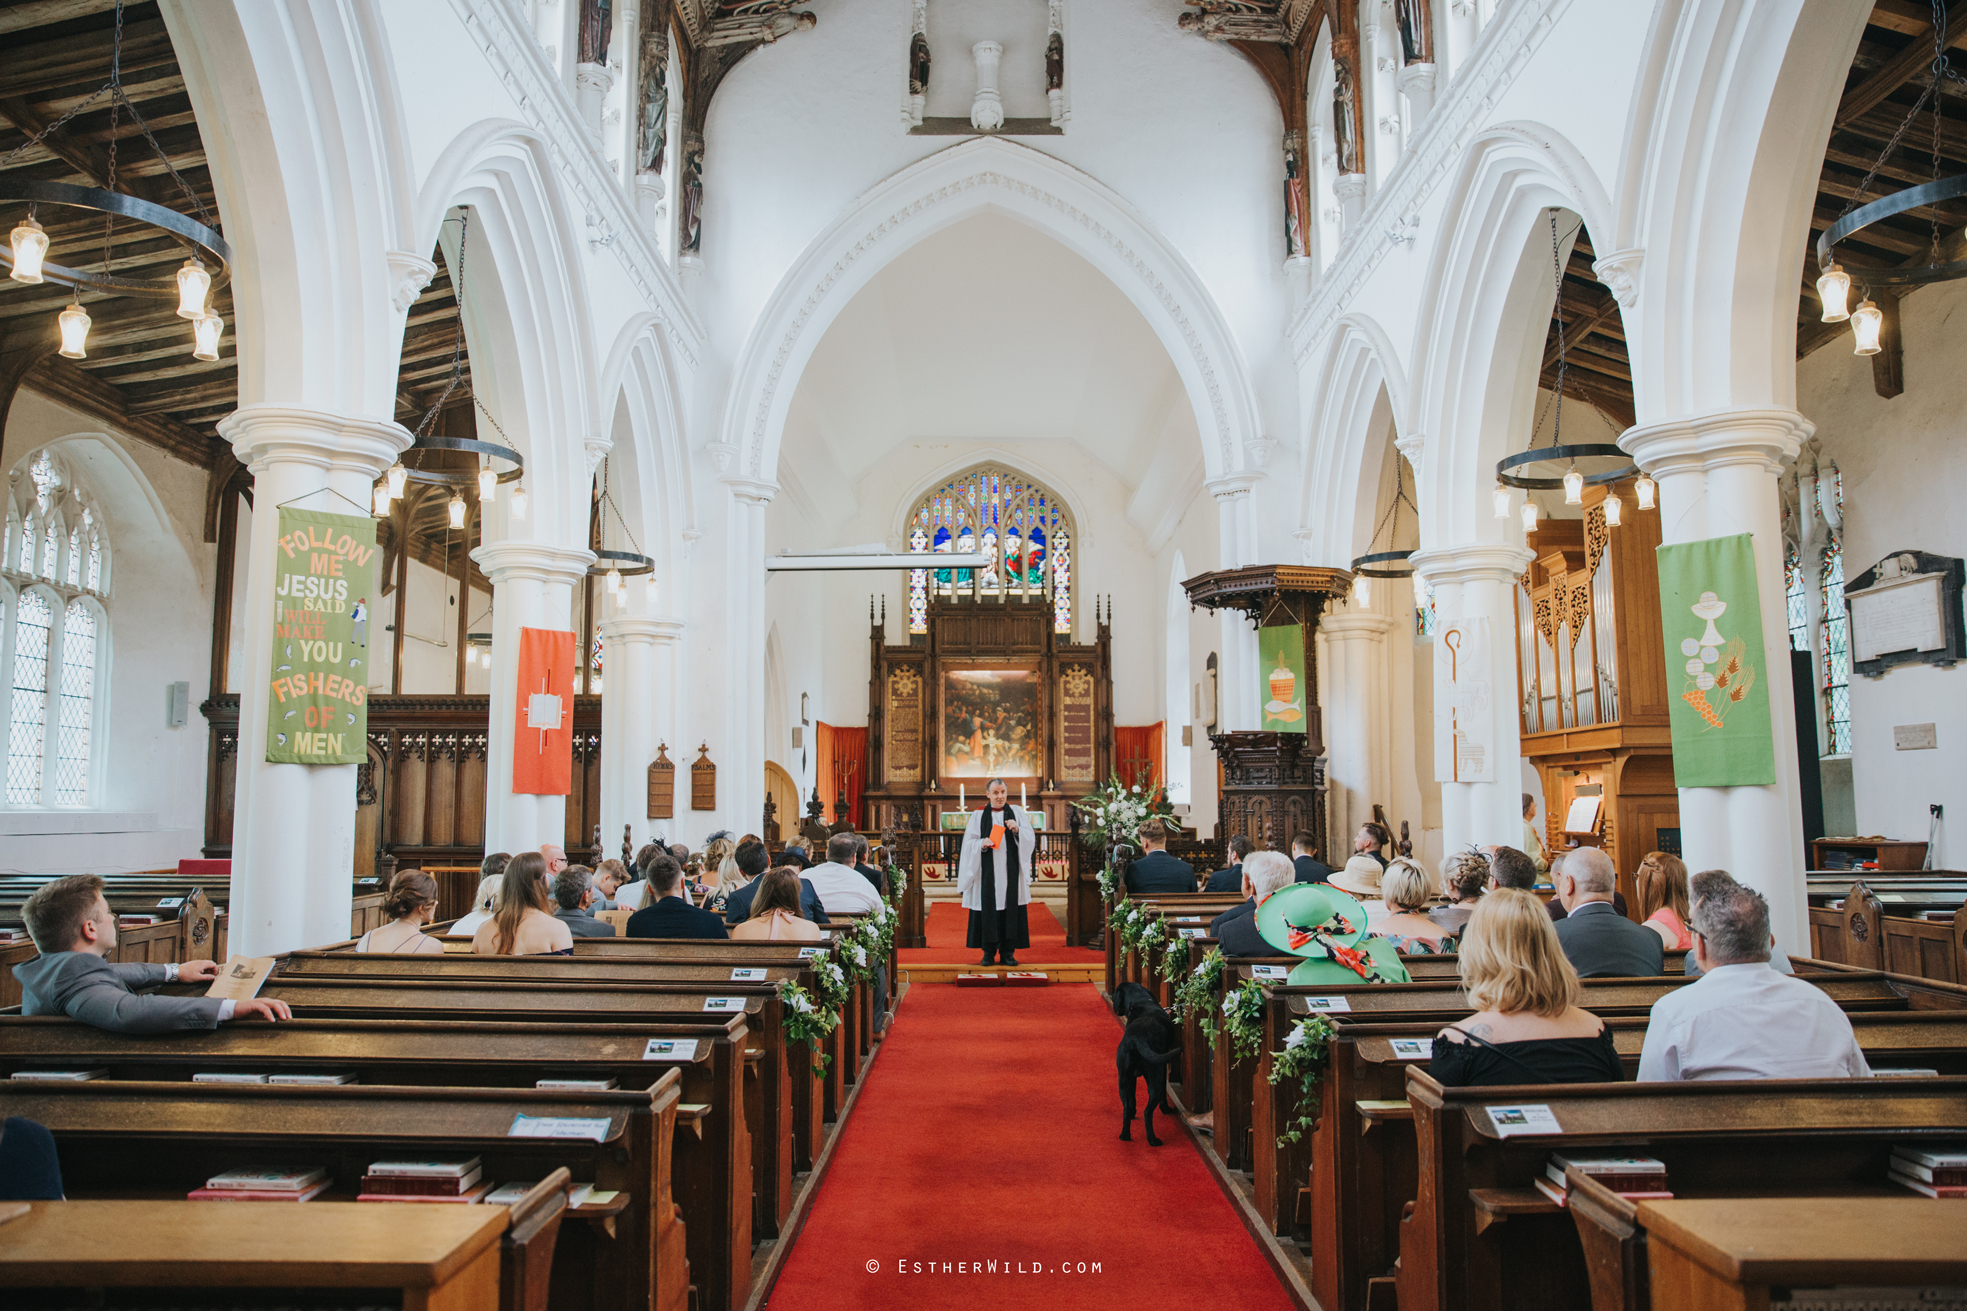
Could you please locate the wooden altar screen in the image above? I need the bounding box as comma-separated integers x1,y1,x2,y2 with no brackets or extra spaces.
862,596,1113,944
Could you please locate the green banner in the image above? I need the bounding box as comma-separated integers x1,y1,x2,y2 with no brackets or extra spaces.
1655,532,1777,787
1259,623,1308,735
265,506,376,765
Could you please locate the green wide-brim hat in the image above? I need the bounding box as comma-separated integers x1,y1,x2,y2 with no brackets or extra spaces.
1286,936,1411,986
1255,882,1371,958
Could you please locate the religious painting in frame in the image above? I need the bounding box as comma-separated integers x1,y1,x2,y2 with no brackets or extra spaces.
939,664,1042,780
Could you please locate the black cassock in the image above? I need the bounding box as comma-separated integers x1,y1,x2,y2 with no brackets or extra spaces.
966,805,1031,951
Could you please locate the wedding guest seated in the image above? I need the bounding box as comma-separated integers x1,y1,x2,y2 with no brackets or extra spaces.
1215,851,1296,958
1636,851,1694,951
804,833,887,915
1124,819,1196,894
853,834,889,897
473,852,574,956
627,855,730,940
780,836,814,869
730,867,827,942
450,851,509,936
16,875,292,1031
1205,835,1254,893
540,844,569,878
704,839,754,915
552,866,616,938
1486,845,1539,892
1291,831,1334,884
699,835,736,895
1551,847,1663,977
1329,845,1389,928
354,871,444,954
1543,849,1629,921
1430,849,1489,936
1431,888,1621,1087
1639,873,1865,1081
1373,858,1456,953
0,1117,62,1201
1352,821,1391,869
590,858,628,910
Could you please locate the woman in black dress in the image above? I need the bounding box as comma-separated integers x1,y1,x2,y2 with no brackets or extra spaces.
1431,888,1622,1087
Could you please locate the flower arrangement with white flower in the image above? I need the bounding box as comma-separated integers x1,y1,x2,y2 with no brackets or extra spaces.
1219,977,1267,1061
1172,946,1226,1042
1266,1015,1338,1143
1073,774,1181,900
777,975,838,1074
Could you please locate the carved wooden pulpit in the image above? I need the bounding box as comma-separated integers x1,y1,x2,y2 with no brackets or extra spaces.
1183,565,1350,860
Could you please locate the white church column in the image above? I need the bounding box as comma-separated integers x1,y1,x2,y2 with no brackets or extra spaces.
219,405,410,955
1409,542,1533,856
1622,409,1811,951
474,541,596,855
1208,473,1263,731
722,476,776,838
1322,609,1396,849
598,613,662,858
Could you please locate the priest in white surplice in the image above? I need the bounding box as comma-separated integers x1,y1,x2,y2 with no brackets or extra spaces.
957,776,1035,967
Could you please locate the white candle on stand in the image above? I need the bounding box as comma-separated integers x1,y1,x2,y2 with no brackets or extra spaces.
959,783,966,808
1021,782,1028,808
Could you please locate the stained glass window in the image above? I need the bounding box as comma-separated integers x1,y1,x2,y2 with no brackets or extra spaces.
55,601,95,805
8,590,51,804
905,466,1073,635
1821,541,1850,756
1784,539,1809,652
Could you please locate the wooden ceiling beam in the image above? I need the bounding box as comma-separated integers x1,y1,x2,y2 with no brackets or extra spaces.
1836,7,1967,130
22,355,214,467
1545,300,1625,370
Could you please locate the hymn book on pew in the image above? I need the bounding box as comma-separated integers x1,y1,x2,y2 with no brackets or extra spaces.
537,1078,619,1091
1889,1145,1967,1196
189,1167,332,1202
359,1158,489,1203
1532,1153,1673,1207
10,1069,107,1081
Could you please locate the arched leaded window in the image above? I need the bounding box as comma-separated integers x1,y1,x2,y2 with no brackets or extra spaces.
904,465,1073,636
3,449,110,807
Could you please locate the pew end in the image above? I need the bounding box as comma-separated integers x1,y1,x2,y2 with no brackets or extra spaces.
503,1167,573,1311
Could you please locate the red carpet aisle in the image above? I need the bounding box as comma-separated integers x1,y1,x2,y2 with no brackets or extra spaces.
765,983,1296,1311
896,901,1104,965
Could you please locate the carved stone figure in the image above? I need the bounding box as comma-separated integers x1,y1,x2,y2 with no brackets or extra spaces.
680,135,704,257
1045,31,1064,92
1333,57,1360,175
702,8,814,46
909,31,932,95
1283,131,1310,260
578,0,613,65
637,28,668,173
1396,0,1430,63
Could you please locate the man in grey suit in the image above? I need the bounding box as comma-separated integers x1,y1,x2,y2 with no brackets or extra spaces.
552,866,617,938
15,875,292,1032
1551,848,1664,978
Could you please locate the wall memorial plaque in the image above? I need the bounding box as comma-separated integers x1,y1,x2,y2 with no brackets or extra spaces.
1846,550,1964,677
886,666,922,783
647,742,674,819
691,743,717,810
1059,664,1095,783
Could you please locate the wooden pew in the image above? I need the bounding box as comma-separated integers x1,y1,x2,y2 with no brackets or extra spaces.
1568,1184,1967,1311
1299,1009,1967,1311
2,1075,692,1311
192,973,805,1239
0,1199,516,1309
0,1014,749,1311
1807,877,1967,984
1397,1069,1967,1311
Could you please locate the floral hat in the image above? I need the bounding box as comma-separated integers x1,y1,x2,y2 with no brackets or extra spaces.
1255,882,1411,986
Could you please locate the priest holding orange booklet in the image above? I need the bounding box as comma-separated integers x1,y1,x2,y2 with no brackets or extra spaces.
957,776,1035,967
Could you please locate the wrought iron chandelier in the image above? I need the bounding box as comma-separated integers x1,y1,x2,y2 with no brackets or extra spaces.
2,1,230,361
1350,451,1422,608
1816,2,1967,354
1494,211,1648,529
589,454,655,611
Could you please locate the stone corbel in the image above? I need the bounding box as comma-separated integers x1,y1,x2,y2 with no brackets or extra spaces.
1334,173,1367,231
584,436,613,476
704,441,739,475
1397,62,1436,135
1245,436,1279,469
386,251,437,314
1592,248,1643,308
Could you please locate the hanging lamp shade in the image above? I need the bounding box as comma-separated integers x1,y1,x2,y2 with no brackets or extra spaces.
1635,473,1656,511
1816,262,1851,322
1493,483,1511,519
1351,574,1371,605
373,484,391,517
1851,299,1884,355
9,215,48,284
1563,463,1584,505
1521,498,1539,531
478,465,497,503
191,311,223,362
1603,492,1623,526
447,491,467,529
175,258,211,319
510,483,528,519
57,301,90,359
386,462,408,499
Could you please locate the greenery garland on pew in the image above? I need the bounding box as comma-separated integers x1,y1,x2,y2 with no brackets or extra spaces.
1172,946,1226,1043
1266,1016,1338,1144
1159,923,1191,985
1219,977,1267,1062
776,976,837,1075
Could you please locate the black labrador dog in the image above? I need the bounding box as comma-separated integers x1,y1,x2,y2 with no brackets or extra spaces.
1112,981,1181,1146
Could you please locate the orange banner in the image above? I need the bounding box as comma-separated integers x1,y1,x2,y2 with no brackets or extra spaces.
512,626,575,795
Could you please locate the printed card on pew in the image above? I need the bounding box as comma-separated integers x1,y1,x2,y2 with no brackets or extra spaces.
642,1038,700,1062
1249,965,1291,980
537,1078,618,1091
798,946,825,959
1301,996,1351,1013
729,967,768,981
1388,1039,1431,1060
1484,1104,1561,1138
702,996,743,1012
205,954,275,1001
508,1114,611,1142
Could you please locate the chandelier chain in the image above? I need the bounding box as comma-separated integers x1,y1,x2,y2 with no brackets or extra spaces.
418,211,473,439
99,0,122,278
597,455,647,560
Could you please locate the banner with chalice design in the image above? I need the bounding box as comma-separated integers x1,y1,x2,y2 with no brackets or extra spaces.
265,507,375,765
1655,532,1777,787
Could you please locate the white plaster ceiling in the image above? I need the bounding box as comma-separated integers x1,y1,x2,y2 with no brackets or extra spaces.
782,212,1190,494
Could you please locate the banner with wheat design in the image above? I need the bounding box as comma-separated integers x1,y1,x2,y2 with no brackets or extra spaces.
1655,533,1777,786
